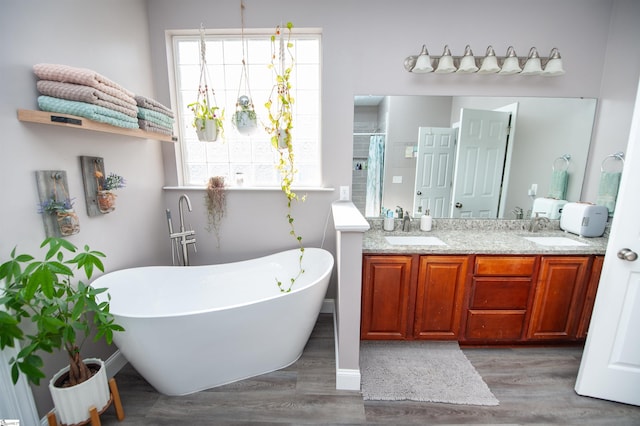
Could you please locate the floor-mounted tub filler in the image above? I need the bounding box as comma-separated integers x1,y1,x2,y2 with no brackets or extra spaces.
92,248,334,396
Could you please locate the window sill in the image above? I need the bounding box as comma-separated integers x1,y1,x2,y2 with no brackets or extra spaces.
163,186,335,192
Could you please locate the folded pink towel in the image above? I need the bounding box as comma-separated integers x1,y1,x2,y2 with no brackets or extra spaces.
33,63,136,105
37,80,138,118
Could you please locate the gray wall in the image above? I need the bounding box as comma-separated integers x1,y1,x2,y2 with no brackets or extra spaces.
2,0,640,418
1,0,167,415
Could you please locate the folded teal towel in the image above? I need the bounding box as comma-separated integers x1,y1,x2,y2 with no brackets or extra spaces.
548,170,568,200
137,107,174,128
38,95,139,129
596,171,621,216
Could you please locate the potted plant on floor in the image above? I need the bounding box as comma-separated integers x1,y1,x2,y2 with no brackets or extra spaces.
0,238,124,425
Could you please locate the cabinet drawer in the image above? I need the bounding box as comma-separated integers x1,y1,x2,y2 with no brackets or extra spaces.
475,256,536,276
465,310,526,340
469,278,532,309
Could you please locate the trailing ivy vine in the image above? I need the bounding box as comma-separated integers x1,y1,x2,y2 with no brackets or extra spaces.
265,22,305,293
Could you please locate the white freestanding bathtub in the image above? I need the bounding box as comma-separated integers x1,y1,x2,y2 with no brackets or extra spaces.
92,247,334,396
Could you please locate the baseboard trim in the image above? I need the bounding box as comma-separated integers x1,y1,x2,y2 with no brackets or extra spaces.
336,368,362,391
321,298,335,314
332,308,361,391
105,350,128,378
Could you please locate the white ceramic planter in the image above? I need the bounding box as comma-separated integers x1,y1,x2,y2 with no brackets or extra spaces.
49,358,110,425
233,110,258,135
195,118,218,142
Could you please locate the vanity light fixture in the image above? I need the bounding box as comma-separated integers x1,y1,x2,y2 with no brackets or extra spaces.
456,45,479,73
411,45,434,73
404,45,565,76
498,46,522,75
541,47,565,76
477,46,501,74
434,45,456,73
520,47,543,75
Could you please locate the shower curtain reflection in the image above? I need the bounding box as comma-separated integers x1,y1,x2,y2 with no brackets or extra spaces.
366,135,385,217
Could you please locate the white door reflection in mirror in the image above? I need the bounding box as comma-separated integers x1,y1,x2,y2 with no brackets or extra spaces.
451,108,511,218
413,127,456,217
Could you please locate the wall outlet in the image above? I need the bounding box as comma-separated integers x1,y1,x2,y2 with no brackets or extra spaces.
339,186,350,201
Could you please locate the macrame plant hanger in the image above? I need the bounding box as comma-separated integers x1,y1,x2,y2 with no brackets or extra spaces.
193,24,221,141
233,0,258,135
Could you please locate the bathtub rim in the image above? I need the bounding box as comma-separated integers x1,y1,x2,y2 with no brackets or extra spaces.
91,247,334,320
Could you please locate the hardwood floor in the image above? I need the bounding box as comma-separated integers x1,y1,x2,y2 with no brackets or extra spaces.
100,314,640,425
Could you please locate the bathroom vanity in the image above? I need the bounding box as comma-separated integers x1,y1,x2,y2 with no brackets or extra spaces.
361,220,607,345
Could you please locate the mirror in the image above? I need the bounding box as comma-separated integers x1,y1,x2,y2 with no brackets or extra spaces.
353,95,597,219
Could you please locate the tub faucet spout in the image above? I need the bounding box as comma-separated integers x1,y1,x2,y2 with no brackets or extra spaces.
178,194,192,232
168,194,196,266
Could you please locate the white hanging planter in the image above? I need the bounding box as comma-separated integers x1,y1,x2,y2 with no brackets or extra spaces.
233,110,258,135
195,118,219,142
48,358,110,425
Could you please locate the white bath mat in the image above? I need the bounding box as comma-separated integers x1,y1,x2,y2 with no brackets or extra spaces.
360,341,499,406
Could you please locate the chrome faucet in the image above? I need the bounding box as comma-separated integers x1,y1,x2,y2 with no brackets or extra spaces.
167,194,197,266
402,212,412,232
178,194,192,233
528,212,550,233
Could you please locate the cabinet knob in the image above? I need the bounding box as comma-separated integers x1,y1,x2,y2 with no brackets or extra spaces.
617,248,638,262
455,202,463,209
416,191,422,195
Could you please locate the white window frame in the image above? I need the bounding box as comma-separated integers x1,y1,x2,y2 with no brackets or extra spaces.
165,28,322,188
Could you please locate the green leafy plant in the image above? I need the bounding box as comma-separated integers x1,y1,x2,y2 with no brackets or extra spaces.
264,22,305,293
95,171,126,192
38,197,75,215
0,238,124,386
205,176,227,248
188,98,225,136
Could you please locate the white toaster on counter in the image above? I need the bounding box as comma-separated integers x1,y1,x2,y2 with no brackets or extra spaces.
560,202,608,237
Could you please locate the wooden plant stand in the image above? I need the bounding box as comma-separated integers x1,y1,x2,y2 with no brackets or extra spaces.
46,377,125,426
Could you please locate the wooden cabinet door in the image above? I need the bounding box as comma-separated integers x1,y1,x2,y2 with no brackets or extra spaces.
361,255,413,339
414,255,469,339
527,256,591,340
576,256,604,339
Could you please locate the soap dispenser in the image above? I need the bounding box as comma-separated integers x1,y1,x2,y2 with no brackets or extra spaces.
420,209,432,232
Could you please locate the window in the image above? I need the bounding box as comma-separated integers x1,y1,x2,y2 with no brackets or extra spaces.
169,30,321,187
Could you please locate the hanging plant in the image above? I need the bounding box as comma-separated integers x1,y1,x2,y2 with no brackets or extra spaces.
232,1,258,136
38,174,80,237
265,22,305,293
94,169,126,214
189,24,225,142
38,196,80,237
232,95,258,135
205,176,227,248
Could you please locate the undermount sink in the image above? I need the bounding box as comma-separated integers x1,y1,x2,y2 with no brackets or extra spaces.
523,236,589,247
385,236,447,246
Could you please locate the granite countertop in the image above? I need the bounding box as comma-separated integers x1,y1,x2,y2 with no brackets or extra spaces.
363,218,609,255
